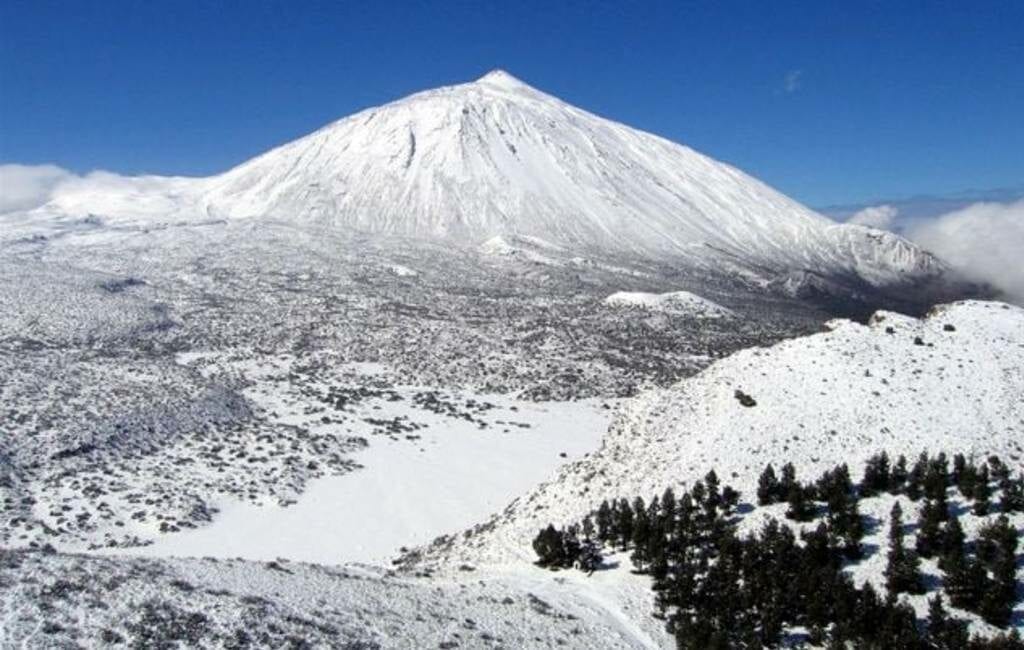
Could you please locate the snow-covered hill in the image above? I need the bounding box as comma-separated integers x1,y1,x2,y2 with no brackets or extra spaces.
416,300,1024,569
13,70,967,306
603,290,734,318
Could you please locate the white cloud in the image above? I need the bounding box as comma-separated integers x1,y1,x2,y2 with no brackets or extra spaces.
0,164,76,214
847,204,899,230
906,199,1024,304
782,70,803,94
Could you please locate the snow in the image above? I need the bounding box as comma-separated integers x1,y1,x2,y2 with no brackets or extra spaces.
603,290,734,318
386,263,418,277
424,300,1024,569
125,395,609,565
6,71,951,294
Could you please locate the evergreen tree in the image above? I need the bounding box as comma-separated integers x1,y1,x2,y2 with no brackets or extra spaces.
861,452,891,496
988,455,1011,484
944,550,987,611
973,465,992,516
660,487,677,525
976,516,1019,627
906,453,928,500
999,474,1024,513
959,457,979,499
924,453,951,502
927,595,970,650
827,492,865,559
630,496,650,571
891,454,909,493
785,483,814,522
576,537,602,574
581,514,595,541
615,498,634,550
916,496,946,558
884,502,923,596
780,462,797,499
532,525,566,567
703,470,721,521
720,485,740,515
596,499,614,543
757,464,779,505
952,453,967,487
938,515,966,573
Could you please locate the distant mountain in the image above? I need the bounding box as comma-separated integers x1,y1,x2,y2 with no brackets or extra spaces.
13,70,984,313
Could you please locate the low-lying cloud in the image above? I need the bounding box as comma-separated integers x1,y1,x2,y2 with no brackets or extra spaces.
846,198,1024,304
905,199,1024,304
0,163,76,213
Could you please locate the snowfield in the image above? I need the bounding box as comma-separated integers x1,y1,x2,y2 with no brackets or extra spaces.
603,291,735,319
417,301,1024,569
2,299,1022,647
126,387,609,565
0,69,1016,647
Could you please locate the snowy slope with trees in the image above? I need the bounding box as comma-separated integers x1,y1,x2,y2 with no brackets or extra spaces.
0,70,1015,648
416,301,1024,569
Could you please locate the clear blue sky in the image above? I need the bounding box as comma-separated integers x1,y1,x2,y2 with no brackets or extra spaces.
1,0,1021,207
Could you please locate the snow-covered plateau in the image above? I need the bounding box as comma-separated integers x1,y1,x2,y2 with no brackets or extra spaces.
0,71,1018,648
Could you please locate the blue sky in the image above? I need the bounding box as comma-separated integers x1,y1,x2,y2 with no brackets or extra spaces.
1,0,1021,207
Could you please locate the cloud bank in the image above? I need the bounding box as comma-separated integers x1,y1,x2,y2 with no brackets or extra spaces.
845,198,1024,304
905,199,1024,304
0,164,76,213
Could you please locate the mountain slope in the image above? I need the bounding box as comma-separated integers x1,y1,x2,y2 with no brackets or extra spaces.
201,70,943,283
412,300,1024,569
21,70,960,303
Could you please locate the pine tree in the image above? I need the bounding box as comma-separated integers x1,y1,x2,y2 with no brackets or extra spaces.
785,483,813,522
780,462,797,500
660,487,677,525
944,550,987,611
999,474,1024,513
581,514,595,541
937,515,966,573
958,457,979,499
924,453,950,501
884,502,923,596
827,490,864,560
757,464,779,505
630,496,650,571
928,595,970,649
976,516,1019,627
988,455,1011,484
577,537,602,574
703,470,721,521
952,453,967,487
532,525,565,567
596,500,613,543
916,496,946,558
973,465,992,516
906,453,927,500
615,498,634,550
861,452,891,496
721,485,740,515
891,454,909,493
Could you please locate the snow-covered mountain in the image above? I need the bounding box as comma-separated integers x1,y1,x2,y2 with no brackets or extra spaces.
22,70,965,305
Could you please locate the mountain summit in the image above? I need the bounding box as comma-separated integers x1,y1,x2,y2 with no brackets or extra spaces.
31,71,965,302
200,72,940,282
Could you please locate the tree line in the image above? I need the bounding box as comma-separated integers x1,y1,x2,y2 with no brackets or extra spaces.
532,450,1023,649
